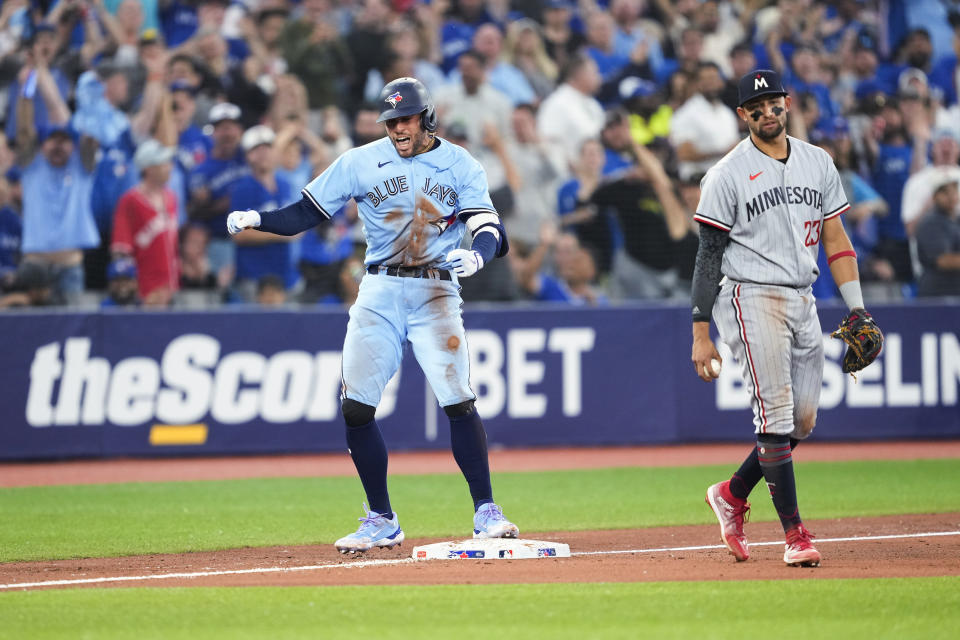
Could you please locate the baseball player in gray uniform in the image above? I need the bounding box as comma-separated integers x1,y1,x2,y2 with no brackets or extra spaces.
691,70,875,566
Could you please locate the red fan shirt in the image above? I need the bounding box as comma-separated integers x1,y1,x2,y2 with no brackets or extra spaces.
111,186,180,298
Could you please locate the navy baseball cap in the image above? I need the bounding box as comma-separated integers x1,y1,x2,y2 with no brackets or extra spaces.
619,77,658,100
37,123,74,143
169,80,197,95
738,69,788,107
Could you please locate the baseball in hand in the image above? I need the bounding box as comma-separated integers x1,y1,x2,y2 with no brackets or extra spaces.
710,359,722,376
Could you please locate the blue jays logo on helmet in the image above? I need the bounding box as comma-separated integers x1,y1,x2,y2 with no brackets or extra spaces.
376,77,438,132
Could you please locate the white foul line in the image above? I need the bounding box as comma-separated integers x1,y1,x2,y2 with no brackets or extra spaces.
0,556,417,590
1,530,957,591
571,530,960,556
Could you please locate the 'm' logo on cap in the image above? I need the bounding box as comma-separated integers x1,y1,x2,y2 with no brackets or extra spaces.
386,91,403,107
754,75,769,90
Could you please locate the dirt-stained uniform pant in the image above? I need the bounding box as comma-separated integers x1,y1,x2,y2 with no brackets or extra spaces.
341,271,474,409
714,281,823,439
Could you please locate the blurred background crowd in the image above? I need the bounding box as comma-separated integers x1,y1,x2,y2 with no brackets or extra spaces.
0,0,958,310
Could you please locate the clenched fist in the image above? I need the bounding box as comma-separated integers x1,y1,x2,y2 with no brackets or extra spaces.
445,249,484,278
227,210,261,235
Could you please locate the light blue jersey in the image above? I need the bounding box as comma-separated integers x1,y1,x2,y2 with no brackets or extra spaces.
302,137,497,268
295,135,503,408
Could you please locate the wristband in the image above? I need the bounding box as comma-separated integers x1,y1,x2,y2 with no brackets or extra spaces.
838,280,864,311
827,249,857,265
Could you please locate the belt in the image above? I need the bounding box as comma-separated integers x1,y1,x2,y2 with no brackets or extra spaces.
367,265,452,281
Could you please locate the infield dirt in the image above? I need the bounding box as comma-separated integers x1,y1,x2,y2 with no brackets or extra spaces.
2,442,958,591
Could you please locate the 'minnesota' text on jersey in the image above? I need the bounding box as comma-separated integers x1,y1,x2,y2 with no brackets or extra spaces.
693,136,850,287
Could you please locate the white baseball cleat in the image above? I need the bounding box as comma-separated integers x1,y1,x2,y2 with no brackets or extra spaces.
473,502,519,539
335,504,405,553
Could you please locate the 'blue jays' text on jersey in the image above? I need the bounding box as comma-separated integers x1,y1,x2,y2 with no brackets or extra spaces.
301,137,499,268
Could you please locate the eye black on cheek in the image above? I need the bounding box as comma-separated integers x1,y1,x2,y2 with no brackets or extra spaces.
750,109,762,121
771,106,784,116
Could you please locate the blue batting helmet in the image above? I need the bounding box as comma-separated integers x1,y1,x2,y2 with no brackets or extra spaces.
376,77,438,133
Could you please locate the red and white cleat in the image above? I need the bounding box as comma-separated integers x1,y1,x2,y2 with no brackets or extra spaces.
705,481,751,562
784,524,821,567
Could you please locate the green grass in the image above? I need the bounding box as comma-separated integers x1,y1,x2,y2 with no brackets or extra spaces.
0,460,958,562
1,578,958,639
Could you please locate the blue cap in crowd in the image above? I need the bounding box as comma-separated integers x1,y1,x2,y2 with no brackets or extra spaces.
854,79,887,101
618,76,659,101
169,80,197,95
28,22,56,43
37,123,75,143
107,258,137,281
811,116,850,143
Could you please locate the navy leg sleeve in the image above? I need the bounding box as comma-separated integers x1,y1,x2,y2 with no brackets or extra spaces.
345,419,392,517
757,434,803,532
729,438,799,501
448,407,493,511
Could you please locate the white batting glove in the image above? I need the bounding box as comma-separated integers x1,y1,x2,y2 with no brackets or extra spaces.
446,249,484,278
227,210,261,235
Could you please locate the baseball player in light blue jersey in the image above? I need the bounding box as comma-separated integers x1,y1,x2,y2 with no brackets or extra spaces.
691,70,880,567
227,78,519,553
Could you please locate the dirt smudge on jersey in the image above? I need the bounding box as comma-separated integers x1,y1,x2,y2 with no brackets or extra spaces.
444,362,458,389
425,283,453,318
402,197,447,266
762,290,787,324
794,404,817,439
445,335,460,352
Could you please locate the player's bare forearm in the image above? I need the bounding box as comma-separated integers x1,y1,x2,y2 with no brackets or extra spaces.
692,322,722,382
692,321,711,341
822,217,858,285
828,255,858,286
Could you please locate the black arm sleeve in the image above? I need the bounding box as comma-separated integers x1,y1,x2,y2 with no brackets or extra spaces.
691,223,729,322
256,195,329,236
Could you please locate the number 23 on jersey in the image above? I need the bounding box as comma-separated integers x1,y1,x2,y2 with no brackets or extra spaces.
803,219,822,247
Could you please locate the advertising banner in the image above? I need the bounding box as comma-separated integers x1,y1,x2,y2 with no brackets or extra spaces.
1,302,957,460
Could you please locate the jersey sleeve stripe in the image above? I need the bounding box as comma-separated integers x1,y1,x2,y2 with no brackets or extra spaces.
458,207,499,218
693,214,732,232
824,202,851,220
464,212,501,233
300,188,333,220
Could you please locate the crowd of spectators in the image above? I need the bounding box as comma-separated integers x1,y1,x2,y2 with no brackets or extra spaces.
0,0,959,310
